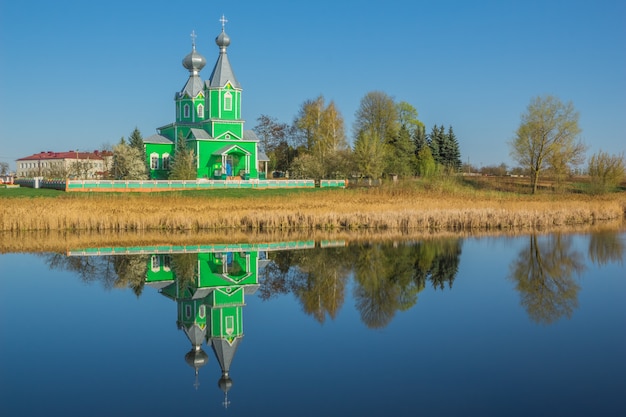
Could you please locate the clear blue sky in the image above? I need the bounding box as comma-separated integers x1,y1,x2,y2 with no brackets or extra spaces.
1,0,624,170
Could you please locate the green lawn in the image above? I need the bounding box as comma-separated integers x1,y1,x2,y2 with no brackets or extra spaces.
0,187,65,198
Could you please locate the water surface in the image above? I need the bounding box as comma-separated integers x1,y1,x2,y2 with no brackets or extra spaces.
1,231,624,416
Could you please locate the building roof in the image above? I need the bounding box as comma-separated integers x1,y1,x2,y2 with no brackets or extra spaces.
188,128,213,140
213,144,251,156
144,134,174,144
257,151,270,162
17,150,111,161
207,29,240,89
242,130,259,142
179,75,205,98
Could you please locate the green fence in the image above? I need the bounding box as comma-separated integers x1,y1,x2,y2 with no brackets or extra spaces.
65,178,332,191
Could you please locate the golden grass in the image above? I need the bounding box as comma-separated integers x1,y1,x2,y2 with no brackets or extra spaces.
1,185,625,235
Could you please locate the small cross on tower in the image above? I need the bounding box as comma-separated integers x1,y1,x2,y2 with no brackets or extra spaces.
190,30,197,48
219,14,228,31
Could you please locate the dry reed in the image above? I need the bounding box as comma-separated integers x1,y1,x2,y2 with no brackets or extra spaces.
1,188,624,235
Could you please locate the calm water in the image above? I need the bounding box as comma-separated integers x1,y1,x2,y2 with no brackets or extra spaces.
1,231,625,417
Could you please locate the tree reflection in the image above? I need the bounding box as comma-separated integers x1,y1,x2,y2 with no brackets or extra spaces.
257,239,463,328
44,253,148,294
352,240,462,328
509,234,585,324
588,229,625,267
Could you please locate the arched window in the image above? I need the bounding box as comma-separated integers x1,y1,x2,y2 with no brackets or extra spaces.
184,104,190,118
224,92,232,111
162,153,170,170
150,153,159,170
197,104,204,118
151,255,160,272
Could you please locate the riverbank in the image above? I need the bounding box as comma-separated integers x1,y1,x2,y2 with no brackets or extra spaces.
2,183,624,235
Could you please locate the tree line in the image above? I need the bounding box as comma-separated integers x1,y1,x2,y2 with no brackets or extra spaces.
255,91,462,181
32,92,623,194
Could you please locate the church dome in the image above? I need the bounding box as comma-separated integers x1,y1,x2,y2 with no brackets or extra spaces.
182,47,207,73
216,31,231,49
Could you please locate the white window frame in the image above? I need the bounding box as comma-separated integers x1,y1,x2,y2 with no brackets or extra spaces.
224,92,232,111
151,255,160,272
184,104,190,118
150,153,159,170
197,104,204,118
162,153,170,170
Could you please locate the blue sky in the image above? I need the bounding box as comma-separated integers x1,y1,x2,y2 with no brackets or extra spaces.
1,0,624,170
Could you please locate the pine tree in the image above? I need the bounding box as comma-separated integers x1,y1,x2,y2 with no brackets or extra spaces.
428,125,442,165
446,126,462,171
169,133,197,180
128,127,148,176
413,124,427,157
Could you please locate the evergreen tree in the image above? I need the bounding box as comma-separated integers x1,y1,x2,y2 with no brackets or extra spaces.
128,127,148,176
428,125,442,165
446,126,462,171
413,124,427,157
169,133,197,180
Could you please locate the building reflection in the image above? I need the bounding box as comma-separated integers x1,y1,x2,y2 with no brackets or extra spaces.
146,250,262,407
67,241,327,408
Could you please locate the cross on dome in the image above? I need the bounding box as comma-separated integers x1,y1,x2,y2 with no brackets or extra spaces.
190,30,197,48
220,14,228,31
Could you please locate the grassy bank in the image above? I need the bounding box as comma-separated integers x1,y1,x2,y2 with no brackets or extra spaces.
1,178,624,234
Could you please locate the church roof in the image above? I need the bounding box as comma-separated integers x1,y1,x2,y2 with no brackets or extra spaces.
257,151,270,162
211,337,242,373
242,130,259,142
179,75,205,98
188,128,213,140
144,134,174,144
207,29,240,89
213,144,251,156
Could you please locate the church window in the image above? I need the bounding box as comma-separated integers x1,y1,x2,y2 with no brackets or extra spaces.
224,91,232,111
197,104,204,118
185,305,192,319
199,305,206,318
184,104,190,118
151,255,160,272
150,153,159,170
225,316,234,334
162,153,170,170
163,255,171,272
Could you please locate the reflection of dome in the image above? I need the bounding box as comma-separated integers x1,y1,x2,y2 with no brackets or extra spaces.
218,372,233,393
185,347,209,372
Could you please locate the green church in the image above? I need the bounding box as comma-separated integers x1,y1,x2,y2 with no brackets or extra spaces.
144,17,265,180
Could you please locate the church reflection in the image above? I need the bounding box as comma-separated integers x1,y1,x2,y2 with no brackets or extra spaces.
67,241,327,408
146,250,260,407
